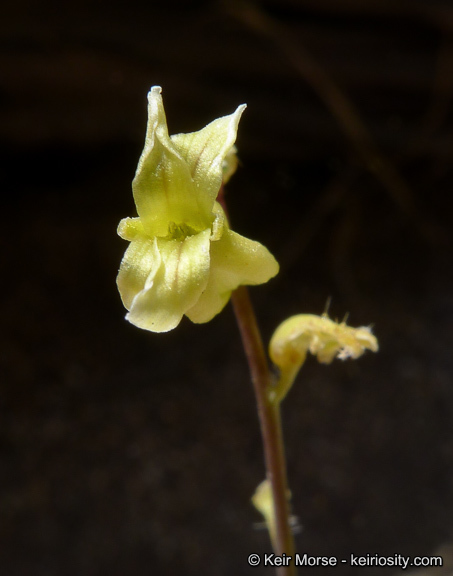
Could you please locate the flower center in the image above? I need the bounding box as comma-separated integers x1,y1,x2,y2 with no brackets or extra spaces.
167,221,198,240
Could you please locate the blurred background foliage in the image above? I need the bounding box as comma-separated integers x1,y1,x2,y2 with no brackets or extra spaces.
1,1,453,575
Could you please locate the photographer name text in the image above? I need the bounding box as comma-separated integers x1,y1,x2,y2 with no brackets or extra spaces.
247,553,443,569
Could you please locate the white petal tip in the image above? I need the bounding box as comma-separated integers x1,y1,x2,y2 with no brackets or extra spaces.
148,86,162,100
234,104,247,119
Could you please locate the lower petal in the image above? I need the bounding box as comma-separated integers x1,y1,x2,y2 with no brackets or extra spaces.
127,229,211,332
186,229,279,324
117,235,160,310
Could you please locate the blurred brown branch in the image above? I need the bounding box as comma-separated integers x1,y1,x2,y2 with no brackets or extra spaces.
225,0,426,234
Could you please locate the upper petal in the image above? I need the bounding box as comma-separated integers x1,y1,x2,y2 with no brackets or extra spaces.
132,87,212,237
126,229,211,332
171,104,246,210
186,228,279,324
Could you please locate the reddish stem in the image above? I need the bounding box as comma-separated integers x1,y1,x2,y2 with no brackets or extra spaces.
231,286,296,575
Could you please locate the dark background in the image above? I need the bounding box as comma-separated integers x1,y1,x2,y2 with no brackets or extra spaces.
1,1,453,575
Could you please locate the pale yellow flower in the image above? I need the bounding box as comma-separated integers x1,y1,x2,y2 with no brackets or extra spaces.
269,314,378,402
117,87,279,332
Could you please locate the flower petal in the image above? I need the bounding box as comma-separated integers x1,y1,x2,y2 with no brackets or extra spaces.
186,229,279,323
222,145,239,184
132,87,212,237
117,217,145,241
117,234,160,310
126,229,211,332
171,104,246,210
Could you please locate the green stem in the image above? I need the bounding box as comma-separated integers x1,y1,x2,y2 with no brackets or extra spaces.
231,286,296,575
